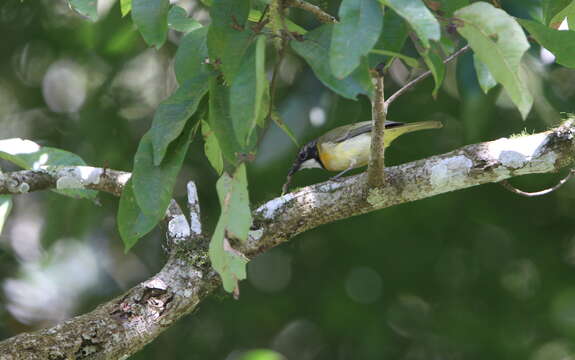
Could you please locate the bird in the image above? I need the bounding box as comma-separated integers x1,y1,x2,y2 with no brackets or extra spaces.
282,120,443,194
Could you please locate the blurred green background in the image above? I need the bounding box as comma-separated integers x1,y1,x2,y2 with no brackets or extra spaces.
2,0,575,359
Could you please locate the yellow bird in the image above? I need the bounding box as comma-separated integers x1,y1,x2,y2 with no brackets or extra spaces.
282,120,442,193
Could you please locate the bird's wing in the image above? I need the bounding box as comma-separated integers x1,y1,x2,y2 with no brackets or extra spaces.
324,121,405,143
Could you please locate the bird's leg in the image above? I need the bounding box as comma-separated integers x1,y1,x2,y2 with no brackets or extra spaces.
330,159,356,181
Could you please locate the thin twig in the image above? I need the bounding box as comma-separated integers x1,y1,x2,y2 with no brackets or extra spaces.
367,65,387,189
285,0,338,24
499,170,575,197
385,45,470,107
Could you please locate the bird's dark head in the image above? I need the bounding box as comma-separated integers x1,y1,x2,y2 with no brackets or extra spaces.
281,140,322,194
288,140,322,176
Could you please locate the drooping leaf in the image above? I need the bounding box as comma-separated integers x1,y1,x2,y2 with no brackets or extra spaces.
230,38,267,147
209,76,256,165
291,24,373,100
202,120,224,175
174,27,210,84
68,0,97,21
473,55,497,94
379,0,441,48
569,13,575,28
330,0,383,79
131,0,170,48
118,179,158,251
420,47,445,97
518,18,575,68
455,2,533,118
209,164,251,294
132,122,195,224
368,9,409,68
168,5,202,33
254,35,267,130
0,138,97,200
543,0,575,27
0,196,13,235
271,111,298,147
207,0,253,83
120,0,132,17
151,73,209,165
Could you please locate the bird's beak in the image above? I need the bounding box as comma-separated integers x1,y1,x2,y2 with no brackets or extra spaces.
282,160,302,195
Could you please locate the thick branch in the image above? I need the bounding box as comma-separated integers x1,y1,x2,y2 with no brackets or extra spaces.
1,120,575,358
367,67,387,188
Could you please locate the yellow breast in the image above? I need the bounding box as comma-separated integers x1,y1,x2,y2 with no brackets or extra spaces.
318,133,372,172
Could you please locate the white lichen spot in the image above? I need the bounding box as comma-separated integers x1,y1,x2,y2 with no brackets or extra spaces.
117,173,132,186
17,182,29,193
489,133,549,165
78,166,102,185
430,155,473,189
249,228,263,242
259,193,295,219
56,176,83,189
168,215,191,241
499,150,527,169
144,278,167,290
189,212,202,236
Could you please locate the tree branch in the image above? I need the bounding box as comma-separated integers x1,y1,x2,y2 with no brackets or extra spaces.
385,45,470,107
1,119,575,358
367,66,387,189
285,0,338,24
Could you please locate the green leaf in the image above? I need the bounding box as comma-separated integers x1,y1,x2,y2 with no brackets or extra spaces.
435,0,469,16
202,120,224,175
379,0,441,48
207,0,253,83
174,27,210,84
368,9,409,68
291,25,373,100
518,18,575,68
0,138,97,200
370,49,419,68
473,55,497,94
239,350,286,360
330,0,383,79
271,111,299,147
0,196,13,236
455,2,533,118
131,0,169,48
168,5,202,33
230,38,267,147
254,35,266,130
151,73,209,165
68,0,97,21
569,12,575,28
132,122,194,222
209,164,252,293
543,0,575,26
118,179,158,251
421,48,445,97
209,75,255,164
120,0,131,16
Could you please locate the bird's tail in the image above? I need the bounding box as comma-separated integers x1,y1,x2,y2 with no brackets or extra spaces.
397,120,443,133
384,120,443,145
